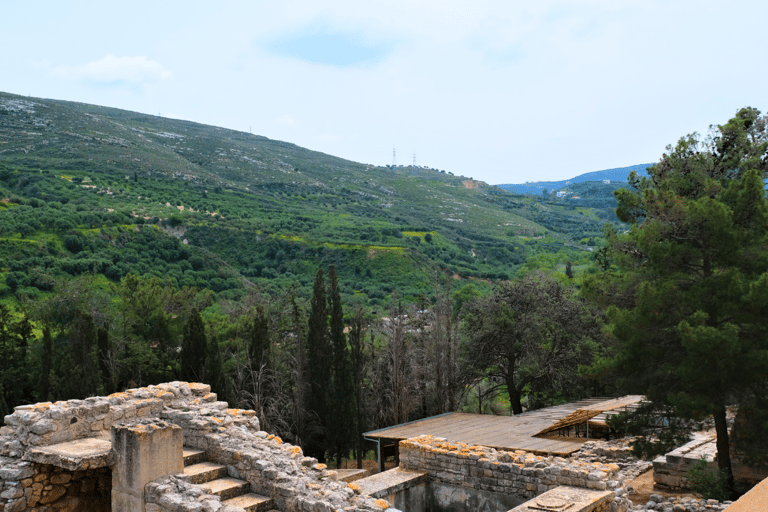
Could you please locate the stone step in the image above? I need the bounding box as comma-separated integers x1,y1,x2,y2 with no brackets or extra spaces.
197,477,250,501
183,461,228,484
183,447,206,466
224,493,274,512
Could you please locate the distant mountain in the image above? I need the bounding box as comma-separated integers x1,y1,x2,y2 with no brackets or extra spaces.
496,164,652,195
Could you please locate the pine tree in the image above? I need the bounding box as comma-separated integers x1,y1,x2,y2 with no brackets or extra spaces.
588,107,768,497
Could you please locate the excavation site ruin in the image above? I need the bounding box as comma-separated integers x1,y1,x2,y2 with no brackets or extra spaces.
1,382,765,512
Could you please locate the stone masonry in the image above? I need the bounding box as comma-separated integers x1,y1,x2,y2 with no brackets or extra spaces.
0,382,399,512
399,435,632,511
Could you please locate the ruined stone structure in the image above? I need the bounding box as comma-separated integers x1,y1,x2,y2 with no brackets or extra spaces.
0,382,392,512
0,383,747,512
653,432,768,492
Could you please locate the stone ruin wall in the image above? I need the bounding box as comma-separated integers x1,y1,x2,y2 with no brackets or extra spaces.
398,435,633,511
0,458,110,511
0,382,394,512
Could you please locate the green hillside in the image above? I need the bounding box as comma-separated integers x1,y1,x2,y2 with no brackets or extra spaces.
0,91,615,306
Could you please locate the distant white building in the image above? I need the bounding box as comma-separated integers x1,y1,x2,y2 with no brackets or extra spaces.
556,190,568,198
603,179,610,184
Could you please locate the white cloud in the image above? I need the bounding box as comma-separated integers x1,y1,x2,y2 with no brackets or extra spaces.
51,55,172,85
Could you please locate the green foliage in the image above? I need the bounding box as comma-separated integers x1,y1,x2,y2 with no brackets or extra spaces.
687,458,731,501
181,309,207,382
306,268,330,462
587,107,768,495
328,266,353,467
606,403,691,459
462,273,604,414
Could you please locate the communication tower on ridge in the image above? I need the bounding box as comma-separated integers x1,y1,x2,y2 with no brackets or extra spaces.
411,152,417,176
392,148,397,167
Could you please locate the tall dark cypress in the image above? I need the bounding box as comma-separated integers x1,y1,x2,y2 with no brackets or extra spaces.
306,268,330,462
181,308,207,382
349,305,368,469
97,327,111,393
327,265,353,468
38,326,52,402
251,305,270,370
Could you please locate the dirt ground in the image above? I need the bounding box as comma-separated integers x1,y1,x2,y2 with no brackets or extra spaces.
627,469,697,506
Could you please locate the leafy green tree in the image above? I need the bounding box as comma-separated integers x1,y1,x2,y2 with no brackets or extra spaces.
586,107,768,496
462,273,603,414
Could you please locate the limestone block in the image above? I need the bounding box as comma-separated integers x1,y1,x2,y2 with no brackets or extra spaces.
0,461,34,481
112,488,146,512
4,496,27,512
112,418,183,502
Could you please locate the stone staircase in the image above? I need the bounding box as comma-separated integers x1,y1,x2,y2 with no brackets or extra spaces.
181,447,273,511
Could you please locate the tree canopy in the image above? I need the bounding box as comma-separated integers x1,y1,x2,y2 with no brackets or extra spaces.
587,107,768,495
462,273,604,414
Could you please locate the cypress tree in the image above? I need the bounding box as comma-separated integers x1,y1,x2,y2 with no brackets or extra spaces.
97,327,111,393
181,308,207,382
328,265,353,468
38,326,52,402
306,268,331,462
251,305,270,370
349,304,369,469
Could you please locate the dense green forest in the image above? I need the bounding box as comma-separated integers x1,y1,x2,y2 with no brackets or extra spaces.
2,93,766,488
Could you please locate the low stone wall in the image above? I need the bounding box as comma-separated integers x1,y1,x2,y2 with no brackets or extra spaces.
0,383,212,459
654,433,768,492
399,436,625,502
0,457,110,512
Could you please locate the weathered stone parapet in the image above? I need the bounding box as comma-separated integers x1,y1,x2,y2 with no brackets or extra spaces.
0,381,217,461
399,435,621,501
112,418,184,512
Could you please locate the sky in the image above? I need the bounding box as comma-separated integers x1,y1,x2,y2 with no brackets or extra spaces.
2,1,767,185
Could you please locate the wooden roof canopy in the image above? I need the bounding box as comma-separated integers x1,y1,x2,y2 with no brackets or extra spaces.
364,396,644,458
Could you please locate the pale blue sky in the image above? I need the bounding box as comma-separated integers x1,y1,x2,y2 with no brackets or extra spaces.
2,1,766,184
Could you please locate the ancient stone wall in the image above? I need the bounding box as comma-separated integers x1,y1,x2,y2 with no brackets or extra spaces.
399,435,624,502
148,401,389,511
0,457,110,512
653,432,768,492
1,382,398,512
0,384,181,459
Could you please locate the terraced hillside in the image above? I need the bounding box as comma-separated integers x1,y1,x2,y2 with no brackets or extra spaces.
0,91,613,304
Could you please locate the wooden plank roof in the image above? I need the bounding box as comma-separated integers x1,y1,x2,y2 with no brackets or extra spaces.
363,396,644,457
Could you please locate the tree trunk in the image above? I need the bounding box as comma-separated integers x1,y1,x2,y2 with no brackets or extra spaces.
713,404,735,499
509,389,523,415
